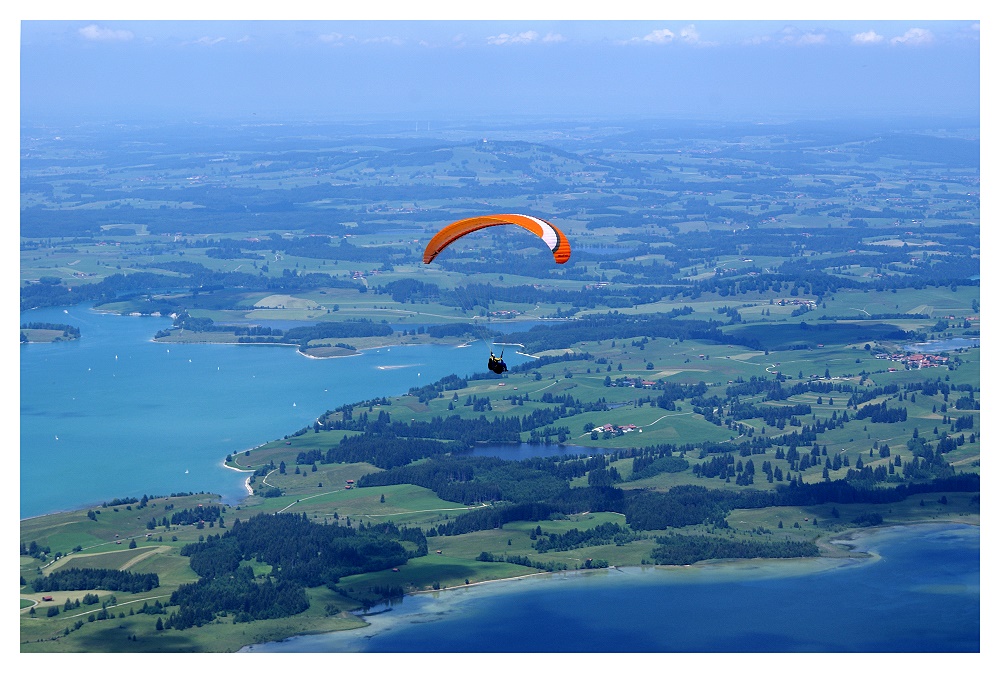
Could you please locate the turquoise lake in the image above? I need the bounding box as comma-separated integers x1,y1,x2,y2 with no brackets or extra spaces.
19,304,529,518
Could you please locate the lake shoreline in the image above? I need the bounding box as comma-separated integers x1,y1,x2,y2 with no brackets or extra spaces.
150,328,479,359
246,518,978,652
244,520,979,652
20,303,505,518
371,520,927,599
220,459,256,496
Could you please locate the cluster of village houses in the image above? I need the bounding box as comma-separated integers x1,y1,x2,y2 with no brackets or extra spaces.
875,352,949,370
595,423,641,435
775,298,817,308
607,377,660,388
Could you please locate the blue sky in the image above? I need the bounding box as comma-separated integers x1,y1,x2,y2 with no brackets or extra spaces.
17,11,982,123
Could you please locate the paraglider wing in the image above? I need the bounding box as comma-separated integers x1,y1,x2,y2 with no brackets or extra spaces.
423,214,571,265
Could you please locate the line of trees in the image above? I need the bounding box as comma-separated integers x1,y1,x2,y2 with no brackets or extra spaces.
531,522,646,553
475,551,569,572
30,568,159,594
650,533,819,565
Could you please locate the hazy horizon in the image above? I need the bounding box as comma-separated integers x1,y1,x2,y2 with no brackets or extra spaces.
20,19,980,125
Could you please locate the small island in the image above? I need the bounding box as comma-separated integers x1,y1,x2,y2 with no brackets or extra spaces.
20,322,80,344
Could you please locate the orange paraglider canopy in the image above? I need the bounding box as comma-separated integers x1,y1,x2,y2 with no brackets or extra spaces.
423,214,571,265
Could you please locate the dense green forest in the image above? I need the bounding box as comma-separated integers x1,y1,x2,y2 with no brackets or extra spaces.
168,513,425,628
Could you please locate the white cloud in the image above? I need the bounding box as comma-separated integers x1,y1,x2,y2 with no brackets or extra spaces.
486,31,540,46
542,32,566,44
362,36,404,46
642,28,675,44
742,35,772,46
777,26,799,44
319,32,349,45
190,36,226,46
959,22,981,41
798,33,827,46
852,30,884,45
679,25,700,44
78,24,134,42
890,28,934,46
775,26,828,46
618,28,675,45
318,32,404,47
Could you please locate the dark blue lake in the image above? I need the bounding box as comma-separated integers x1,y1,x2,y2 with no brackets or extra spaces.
244,522,979,653
905,337,980,353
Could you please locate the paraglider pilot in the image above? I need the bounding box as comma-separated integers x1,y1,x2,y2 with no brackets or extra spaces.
488,350,507,375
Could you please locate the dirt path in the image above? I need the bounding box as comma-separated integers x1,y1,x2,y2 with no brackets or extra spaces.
275,489,345,513
360,503,490,519
119,546,169,570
